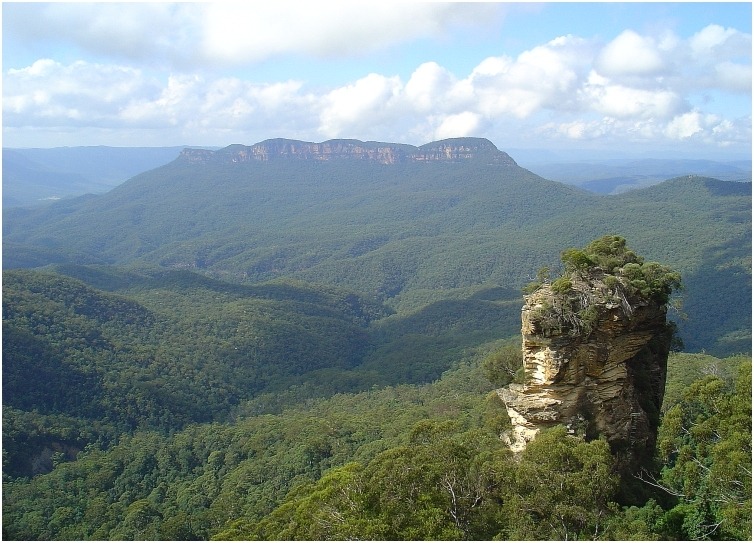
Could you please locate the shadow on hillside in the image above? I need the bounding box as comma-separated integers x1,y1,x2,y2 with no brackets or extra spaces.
677,234,752,356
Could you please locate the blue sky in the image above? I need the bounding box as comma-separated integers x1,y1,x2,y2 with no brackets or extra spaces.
3,2,752,159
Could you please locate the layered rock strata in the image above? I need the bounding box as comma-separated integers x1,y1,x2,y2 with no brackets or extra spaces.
499,270,672,471
179,137,518,166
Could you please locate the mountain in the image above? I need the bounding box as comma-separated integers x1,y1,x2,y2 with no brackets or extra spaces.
2,146,189,208
2,149,100,208
178,137,518,165
2,137,590,282
520,157,752,194
3,137,751,355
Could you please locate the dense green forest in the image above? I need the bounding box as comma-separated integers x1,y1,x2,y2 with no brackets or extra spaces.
4,153,751,354
2,262,751,540
3,313,750,539
2,145,751,540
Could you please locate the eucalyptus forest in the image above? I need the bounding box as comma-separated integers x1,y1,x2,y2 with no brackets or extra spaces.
2,139,751,540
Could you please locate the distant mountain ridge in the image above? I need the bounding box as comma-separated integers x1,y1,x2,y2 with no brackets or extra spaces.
3,146,188,208
179,137,519,166
3,135,750,355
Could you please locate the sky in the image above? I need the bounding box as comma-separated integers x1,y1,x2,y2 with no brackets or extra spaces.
2,2,752,159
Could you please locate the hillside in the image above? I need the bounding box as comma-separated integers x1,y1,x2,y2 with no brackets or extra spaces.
3,325,749,539
2,146,187,208
2,264,523,476
2,220,750,539
522,157,751,194
3,138,751,357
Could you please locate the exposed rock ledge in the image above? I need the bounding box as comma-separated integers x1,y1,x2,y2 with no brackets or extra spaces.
179,137,518,166
498,239,679,473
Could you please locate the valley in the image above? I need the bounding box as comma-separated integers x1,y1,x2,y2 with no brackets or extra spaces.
2,137,751,540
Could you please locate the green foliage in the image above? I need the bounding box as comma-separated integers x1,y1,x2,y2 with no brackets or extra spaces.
481,338,522,387
550,275,572,293
2,268,398,479
560,247,594,273
0,152,750,540
2,356,495,541
482,391,512,436
522,280,541,294
3,159,750,357
662,352,746,412
530,236,683,339
577,303,600,336
584,234,642,271
558,235,682,305
652,361,752,540
230,422,509,541
235,425,628,541
496,427,620,540
3,339,751,540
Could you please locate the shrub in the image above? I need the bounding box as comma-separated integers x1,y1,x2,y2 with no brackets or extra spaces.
551,277,572,294
561,248,594,273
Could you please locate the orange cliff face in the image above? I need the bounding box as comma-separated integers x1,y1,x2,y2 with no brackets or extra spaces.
499,268,672,474
178,137,519,166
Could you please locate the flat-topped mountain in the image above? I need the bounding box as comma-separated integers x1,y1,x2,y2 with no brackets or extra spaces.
3,134,750,356
179,137,518,166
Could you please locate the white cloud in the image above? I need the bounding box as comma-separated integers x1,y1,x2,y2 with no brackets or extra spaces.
595,30,665,77
463,35,591,119
120,75,203,126
435,112,482,139
4,4,201,67
4,2,498,68
715,61,752,93
580,75,684,120
539,110,751,149
405,62,458,112
4,59,153,124
199,3,498,64
545,118,614,141
3,15,750,153
318,73,404,137
663,110,750,146
664,111,704,139
689,24,750,60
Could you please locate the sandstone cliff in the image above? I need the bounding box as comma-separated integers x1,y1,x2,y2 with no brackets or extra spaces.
178,137,518,166
498,236,680,473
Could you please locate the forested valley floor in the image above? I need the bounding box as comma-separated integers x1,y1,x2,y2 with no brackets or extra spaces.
2,265,750,540
3,148,751,539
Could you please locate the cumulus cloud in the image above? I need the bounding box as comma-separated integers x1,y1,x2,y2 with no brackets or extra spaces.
318,73,404,137
4,59,318,139
689,24,751,61
4,59,156,125
405,62,460,113
3,13,750,152
580,74,685,120
435,112,482,139
462,35,592,119
544,118,615,141
714,61,752,93
664,111,705,139
595,30,665,77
